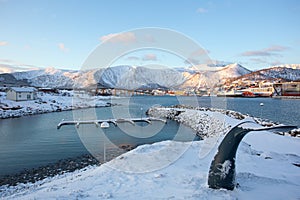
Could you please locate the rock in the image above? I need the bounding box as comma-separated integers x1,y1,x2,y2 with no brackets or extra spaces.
0,154,101,187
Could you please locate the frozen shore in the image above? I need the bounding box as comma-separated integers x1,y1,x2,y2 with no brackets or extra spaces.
1,105,299,199
0,91,113,119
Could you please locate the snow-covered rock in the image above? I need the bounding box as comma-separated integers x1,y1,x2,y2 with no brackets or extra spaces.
147,106,231,138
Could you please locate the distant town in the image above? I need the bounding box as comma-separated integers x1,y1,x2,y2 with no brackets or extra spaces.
95,79,300,98
1,79,300,104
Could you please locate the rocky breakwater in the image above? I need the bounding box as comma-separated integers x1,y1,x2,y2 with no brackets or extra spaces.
147,105,299,138
146,105,231,138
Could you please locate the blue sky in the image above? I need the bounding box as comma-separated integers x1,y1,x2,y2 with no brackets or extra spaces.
0,0,299,71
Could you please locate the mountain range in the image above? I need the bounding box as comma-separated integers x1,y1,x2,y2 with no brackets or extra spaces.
0,63,299,90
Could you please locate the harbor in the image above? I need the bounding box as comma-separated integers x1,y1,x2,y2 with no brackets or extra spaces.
217,81,300,98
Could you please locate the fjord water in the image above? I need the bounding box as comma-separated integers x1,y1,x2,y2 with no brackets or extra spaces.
0,96,299,177
0,96,196,177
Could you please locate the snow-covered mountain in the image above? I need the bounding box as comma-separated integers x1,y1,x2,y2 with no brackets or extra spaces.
180,63,251,88
234,65,300,82
2,63,299,89
0,63,252,89
95,66,186,89
10,67,78,88
268,64,300,69
259,67,300,81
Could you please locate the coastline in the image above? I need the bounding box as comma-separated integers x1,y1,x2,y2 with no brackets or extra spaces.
0,91,115,119
272,96,300,99
0,147,129,187
147,105,300,138
0,154,100,187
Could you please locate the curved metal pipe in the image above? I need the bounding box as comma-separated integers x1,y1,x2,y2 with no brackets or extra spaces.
208,121,297,190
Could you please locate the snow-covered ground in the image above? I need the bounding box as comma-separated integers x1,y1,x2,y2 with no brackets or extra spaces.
1,107,299,199
0,90,111,119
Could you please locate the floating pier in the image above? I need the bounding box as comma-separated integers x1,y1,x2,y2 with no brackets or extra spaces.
57,117,167,129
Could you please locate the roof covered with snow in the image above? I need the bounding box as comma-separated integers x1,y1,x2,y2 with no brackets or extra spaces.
9,87,37,92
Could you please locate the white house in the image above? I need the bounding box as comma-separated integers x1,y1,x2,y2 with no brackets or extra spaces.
6,87,37,101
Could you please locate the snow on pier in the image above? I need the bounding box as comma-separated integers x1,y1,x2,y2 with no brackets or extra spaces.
57,117,166,129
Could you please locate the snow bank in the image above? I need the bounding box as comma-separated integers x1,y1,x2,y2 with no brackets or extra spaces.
0,91,111,119
147,106,234,138
1,138,299,199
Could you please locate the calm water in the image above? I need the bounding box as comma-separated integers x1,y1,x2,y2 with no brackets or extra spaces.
0,96,299,177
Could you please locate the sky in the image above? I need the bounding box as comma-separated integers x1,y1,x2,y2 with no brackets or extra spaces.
0,0,299,71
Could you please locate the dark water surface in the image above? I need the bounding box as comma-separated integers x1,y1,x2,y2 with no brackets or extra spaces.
0,96,299,177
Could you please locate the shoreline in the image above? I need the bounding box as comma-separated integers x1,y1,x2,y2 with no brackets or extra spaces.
0,91,118,119
147,105,300,137
0,103,113,120
0,145,131,187
0,154,99,187
272,96,300,99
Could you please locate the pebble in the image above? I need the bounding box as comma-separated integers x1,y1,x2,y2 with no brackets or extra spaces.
0,147,128,187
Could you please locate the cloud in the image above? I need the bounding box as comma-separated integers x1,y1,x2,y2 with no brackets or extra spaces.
240,44,289,57
0,41,8,46
58,43,69,52
142,53,157,61
0,64,40,73
197,7,208,13
0,59,40,73
100,32,136,44
264,45,289,52
126,56,140,60
0,59,38,68
241,51,275,57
